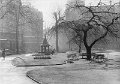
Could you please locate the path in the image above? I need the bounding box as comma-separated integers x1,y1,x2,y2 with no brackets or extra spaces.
0,55,41,84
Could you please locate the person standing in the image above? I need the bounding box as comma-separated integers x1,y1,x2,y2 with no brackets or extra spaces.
2,49,6,60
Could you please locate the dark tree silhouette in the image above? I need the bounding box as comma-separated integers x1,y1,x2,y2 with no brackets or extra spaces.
61,1,120,60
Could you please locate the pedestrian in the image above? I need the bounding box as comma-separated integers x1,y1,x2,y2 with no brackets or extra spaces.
2,49,6,60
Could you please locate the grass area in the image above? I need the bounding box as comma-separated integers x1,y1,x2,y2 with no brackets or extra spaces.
27,63,120,84
11,50,120,84
11,53,68,67
26,50,120,84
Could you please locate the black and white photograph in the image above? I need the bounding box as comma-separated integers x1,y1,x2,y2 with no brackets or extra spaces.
0,0,120,84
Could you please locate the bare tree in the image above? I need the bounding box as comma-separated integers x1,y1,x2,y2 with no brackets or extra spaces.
5,0,22,54
0,0,14,19
0,0,42,54
49,9,64,52
0,0,21,53
68,31,83,53
61,1,120,60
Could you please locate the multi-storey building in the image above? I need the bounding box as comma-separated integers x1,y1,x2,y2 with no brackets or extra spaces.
21,6,43,53
0,4,43,53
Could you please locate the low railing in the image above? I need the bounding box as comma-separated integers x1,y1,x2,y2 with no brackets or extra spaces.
81,53,108,63
11,57,27,66
81,53,96,59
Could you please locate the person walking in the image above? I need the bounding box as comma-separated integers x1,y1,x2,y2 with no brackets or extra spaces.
2,49,6,60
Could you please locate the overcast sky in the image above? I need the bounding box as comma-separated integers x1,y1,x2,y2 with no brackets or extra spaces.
22,0,119,28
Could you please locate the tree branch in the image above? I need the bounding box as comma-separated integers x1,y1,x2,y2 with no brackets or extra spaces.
0,0,14,10
90,31,108,48
83,31,89,48
0,11,9,19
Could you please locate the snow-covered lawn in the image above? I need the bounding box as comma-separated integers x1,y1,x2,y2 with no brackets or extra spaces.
12,53,68,67
26,50,120,84
27,63,120,84
10,50,120,84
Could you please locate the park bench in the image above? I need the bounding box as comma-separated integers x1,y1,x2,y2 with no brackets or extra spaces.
92,54,107,63
81,53,87,59
80,52,108,63
81,53,96,59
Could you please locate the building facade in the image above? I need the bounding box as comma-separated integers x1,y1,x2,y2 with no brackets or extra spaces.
0,3,43,53
21,6,43,53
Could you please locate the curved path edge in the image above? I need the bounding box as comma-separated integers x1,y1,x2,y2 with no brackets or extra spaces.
14,63,65,67
26,71,41,84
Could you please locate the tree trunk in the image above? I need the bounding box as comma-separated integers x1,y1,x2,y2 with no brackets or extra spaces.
78,45,81,53
15,0,20,54
55,24,59,52
78,40,82,53
83,31,92,60
86,47,92,60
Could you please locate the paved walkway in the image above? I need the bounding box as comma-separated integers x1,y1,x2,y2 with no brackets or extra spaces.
0,56,38,84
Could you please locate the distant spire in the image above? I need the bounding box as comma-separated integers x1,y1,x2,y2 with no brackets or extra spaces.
42,35,50,46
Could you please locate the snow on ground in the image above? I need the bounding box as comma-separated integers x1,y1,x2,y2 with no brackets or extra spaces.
12,50,120,68
0,57,42,84
12,53,68,66
27,68,120,84
26,50,120,84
